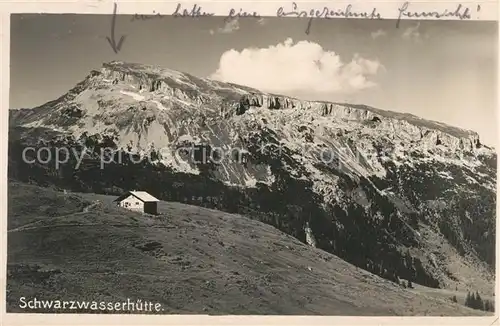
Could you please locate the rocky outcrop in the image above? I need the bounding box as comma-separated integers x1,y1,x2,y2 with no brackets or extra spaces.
96,62,483,155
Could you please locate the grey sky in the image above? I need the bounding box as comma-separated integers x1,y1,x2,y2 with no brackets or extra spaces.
10,14,498,145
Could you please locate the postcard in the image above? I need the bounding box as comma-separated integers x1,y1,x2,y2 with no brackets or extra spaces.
2,1,498,325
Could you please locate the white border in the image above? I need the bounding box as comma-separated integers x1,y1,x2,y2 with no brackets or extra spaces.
0,1,498,325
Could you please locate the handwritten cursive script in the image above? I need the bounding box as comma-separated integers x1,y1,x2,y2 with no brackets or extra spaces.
114,2,481,54
396,2,472,28
225,8,261,22
130,11,164,22
277,2,382,34
172,3,215,18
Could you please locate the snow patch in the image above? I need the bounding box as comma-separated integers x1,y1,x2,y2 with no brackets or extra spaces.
119,90,145,101
304,222,317,248
243,171,258,187
177,134,201,144
437,171,454,180
152,100,168,111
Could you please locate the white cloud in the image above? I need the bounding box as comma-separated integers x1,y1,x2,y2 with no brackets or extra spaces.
371,29,386,40
401,22,428,42
210,38,382,95
402,22,420,40
210,18,240,35
220,18,240,33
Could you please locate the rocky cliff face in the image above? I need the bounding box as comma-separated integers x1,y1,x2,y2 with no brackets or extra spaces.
9,61,496,294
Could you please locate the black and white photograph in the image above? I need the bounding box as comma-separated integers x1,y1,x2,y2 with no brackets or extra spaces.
5,2,498,318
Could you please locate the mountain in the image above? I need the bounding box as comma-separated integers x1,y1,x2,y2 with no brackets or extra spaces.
6,182,490,315
8,61,496,296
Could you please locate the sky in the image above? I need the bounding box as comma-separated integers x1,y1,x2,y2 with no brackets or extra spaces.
10,14,498,146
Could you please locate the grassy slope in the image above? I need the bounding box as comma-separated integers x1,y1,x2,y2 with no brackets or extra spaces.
6,182,489,315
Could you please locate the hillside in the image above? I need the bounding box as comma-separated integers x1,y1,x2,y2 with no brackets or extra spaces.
6,182,491,315
8,61,496,295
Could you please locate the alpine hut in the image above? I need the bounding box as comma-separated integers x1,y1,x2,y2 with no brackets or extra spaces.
113,190,159,215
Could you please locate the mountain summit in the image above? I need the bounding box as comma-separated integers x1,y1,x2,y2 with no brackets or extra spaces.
12,61,490,180
9,61,496,295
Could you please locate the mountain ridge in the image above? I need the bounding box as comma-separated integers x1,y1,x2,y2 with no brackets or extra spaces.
8,60,496,298
13,60,485,144
98,60,483,139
